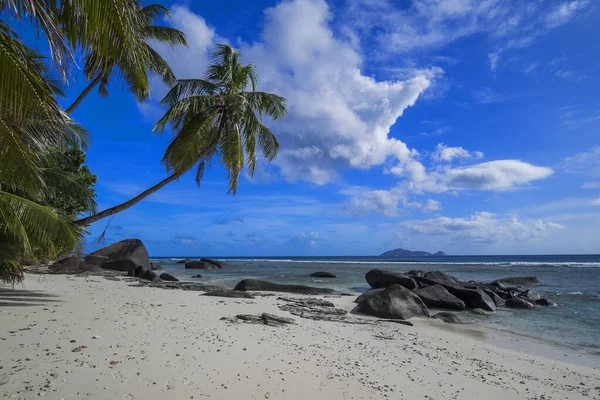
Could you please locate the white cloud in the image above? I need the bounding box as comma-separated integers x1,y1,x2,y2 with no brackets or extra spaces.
440,160,553,191
346,0,591,70
400,212,564,243
546,0,590,28
153,6,223,79
582,182,600,189
432,143,483,163
560,146,600,177
593,198,600,206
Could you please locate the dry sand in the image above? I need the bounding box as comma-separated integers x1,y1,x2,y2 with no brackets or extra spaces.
1,274,598,400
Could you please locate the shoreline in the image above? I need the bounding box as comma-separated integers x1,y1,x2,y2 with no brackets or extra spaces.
1,274,598,399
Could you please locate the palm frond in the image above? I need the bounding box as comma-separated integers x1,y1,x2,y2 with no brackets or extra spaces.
142,25,187,47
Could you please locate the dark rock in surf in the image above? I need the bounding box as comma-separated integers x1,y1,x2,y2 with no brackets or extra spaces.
233,279,335,295
406,270,426,277
413,284,466,311
86,239,151,270
185,258,227,269
505,297,535,308
432,312,462,324
493,276,541,286
159,273,179,282
535,298,556,306
191,274,203,278
365,269,417,290
356,284,429,320
177,258,191,264
519,289,540,301
309,272,337,278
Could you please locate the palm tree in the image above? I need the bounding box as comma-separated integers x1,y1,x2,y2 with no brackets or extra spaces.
64,3,187,114
75,44,287,226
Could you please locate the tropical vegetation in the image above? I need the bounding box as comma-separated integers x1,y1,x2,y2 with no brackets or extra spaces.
0,2,287,283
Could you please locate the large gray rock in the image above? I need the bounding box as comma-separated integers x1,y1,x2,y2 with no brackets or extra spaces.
413,284,466,310
85,239,151,270
365,269,417,290
505,297,535,308
102,259,138,272
49,256,102,274
354,288,385,304
185,258,227,269
423,271,458,285
233,279,335,295
413,277,496,312
159,273,179,282
493,276,541,286
356,284,430,320
177,258,191,264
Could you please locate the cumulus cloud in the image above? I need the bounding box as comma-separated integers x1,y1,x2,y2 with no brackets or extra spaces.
560,146,600,177
432,143,483,163
400,212,564,243
283,232,323,248
156,0,435,185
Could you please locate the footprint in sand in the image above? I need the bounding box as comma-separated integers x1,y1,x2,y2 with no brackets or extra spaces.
122,395,133,400
165,379,175,390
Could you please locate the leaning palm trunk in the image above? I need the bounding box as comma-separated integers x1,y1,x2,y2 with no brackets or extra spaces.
75,44,287,227
75,172,179,226
64,73,104,114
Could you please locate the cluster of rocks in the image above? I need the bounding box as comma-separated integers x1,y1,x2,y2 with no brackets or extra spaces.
82,239,179,283
354,269,555,322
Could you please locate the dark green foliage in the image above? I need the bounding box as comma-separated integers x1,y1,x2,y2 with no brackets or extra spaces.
44,147,97,218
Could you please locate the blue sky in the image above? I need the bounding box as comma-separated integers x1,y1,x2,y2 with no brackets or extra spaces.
53,0,600,255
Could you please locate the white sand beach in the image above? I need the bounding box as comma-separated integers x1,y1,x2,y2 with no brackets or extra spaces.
1,274,598,400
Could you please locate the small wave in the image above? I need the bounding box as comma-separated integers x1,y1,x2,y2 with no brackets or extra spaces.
221,259,600,268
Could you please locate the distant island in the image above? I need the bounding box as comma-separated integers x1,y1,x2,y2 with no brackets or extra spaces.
380,248,448,257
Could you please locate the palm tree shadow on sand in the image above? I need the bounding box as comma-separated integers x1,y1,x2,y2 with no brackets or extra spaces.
0,288,61,307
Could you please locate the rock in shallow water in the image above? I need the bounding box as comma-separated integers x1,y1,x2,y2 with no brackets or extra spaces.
185,258,226,269
493,276,541,286
535,298,556,306
309,271,337,278
505,297,535,308
432,312,462,324
356,284,429,320
233,279,335,295
365,269,417,290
